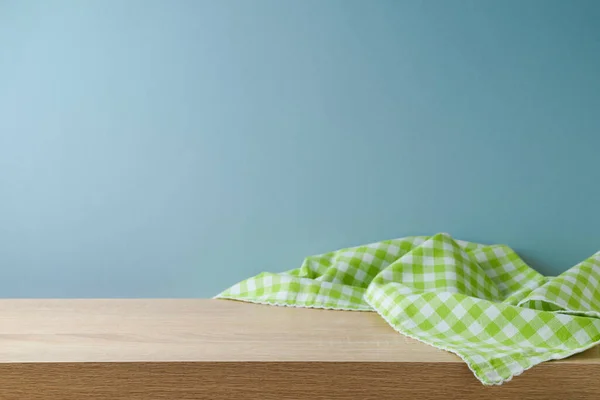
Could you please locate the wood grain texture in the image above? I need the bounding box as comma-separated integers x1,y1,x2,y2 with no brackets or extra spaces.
0,299,598,399
1,362,599,400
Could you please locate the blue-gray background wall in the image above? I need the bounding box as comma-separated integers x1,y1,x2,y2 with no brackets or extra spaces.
1,0,599,297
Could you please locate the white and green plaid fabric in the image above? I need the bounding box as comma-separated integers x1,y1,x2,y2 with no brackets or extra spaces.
215,233,600,385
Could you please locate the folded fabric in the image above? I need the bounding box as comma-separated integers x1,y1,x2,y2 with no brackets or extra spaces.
215,233,600,385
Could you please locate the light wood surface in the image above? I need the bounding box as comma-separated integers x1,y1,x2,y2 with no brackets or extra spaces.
0,299,598,399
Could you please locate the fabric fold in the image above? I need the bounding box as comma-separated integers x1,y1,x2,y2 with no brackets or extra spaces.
215,233,600,385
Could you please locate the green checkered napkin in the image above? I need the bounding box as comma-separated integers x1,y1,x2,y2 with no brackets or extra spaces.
215,233,600,385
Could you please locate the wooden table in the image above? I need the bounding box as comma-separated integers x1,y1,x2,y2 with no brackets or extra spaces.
0,299,598,399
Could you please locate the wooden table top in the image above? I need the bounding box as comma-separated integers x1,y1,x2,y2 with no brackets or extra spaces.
0,299,599,400
1,298,597,364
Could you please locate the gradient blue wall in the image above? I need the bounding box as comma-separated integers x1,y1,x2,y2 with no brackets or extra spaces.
1,0,599,297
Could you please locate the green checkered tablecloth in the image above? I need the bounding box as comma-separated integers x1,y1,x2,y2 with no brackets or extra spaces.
215,233,600,385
